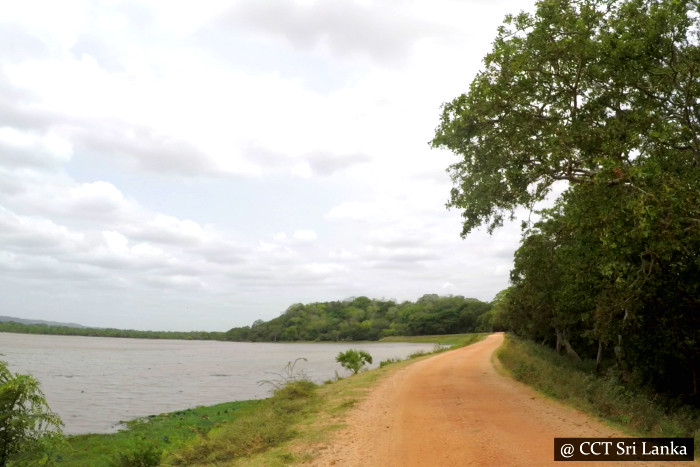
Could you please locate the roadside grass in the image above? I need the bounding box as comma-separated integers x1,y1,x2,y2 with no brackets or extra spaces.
45,400,258,466
164,380,319,465
497,334,700,453
379,333,488,364
380,332,488,347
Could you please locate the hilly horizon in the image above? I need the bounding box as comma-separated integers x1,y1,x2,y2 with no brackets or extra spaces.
0,316,86,329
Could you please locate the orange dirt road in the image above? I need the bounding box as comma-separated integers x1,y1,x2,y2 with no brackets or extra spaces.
310,333,686,466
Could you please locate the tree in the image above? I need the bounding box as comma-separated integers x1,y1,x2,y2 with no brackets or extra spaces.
432,0,700,236
335,350,373,375
0,361,64,466
432,0,700,395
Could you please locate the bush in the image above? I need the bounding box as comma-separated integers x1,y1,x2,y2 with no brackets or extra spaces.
336,350,372,375
0,361,64,466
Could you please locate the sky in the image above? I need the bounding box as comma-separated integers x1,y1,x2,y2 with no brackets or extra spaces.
0,0,535,332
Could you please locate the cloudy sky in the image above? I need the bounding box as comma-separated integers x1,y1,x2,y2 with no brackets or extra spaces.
1,0,534,331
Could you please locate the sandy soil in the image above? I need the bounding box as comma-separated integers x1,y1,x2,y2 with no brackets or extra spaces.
308,333,689,466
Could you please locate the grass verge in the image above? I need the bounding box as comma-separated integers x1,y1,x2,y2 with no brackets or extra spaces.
380,332,488,347
497,334,700,454
164,380,319,465
44,400,258,466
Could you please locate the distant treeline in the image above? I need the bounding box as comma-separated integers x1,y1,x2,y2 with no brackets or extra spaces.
0,295,495,343
0,321,226,341
224,295,495,342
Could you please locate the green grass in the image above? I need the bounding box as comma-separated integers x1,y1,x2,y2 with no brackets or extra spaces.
47,400,258,466
497,334,700,454
380,332,488,347
162,360,401,466
165,380,319,465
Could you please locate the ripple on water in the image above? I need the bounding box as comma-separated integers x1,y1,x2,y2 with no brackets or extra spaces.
0,332,435,434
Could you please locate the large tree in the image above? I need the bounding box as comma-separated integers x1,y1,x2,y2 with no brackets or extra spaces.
432,0,699,235
433,0,700,395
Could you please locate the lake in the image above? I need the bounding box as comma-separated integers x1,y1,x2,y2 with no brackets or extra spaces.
0,332,434,434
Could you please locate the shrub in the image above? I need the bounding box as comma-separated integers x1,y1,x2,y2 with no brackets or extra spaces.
0,360,64,466
336,350,372,375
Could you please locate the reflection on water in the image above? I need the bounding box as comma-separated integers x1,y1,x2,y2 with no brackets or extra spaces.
0,332,433,434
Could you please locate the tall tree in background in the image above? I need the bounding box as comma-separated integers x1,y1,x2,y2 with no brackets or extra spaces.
433,0,699,395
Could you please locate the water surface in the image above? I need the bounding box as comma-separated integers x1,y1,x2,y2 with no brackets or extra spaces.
0,332,434,434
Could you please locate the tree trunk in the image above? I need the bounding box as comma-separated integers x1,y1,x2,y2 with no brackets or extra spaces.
555,328,582,362
614,309,631,383
561,330,582,362
555,329,563,353
595,339,603,374
614,334,632,383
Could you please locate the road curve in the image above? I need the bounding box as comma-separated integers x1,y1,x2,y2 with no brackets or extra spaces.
309,333,683,466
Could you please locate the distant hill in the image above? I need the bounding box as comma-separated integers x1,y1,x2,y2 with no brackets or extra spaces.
225,295,494,342
0,316,86,328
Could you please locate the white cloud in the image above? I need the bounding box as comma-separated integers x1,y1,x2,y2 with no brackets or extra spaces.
209,0,442,65
326,201,387,222
130,214,207,246
0,0,532,330
292,229,318,242
291,161,313,179
0,127,73,167
0,206,84,253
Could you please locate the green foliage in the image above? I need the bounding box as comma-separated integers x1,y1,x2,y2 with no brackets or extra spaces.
0,296,494,344
504,175,700,393
433,0,700,236
498,335,700,453
434,0,700,398
226,295,493,342
0,361,64,467
0,321,226,341
336,350,373,375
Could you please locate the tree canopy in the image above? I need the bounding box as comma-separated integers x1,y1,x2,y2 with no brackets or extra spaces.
433,0,700,397
432,0,700,236
225,295,494,342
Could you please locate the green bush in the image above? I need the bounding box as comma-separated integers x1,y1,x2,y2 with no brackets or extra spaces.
0,361,64,466
336,350,372,375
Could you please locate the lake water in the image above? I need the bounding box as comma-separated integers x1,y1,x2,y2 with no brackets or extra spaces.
0,332,434,434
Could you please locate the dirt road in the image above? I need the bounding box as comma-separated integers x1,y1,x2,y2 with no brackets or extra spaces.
310,333,685,466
